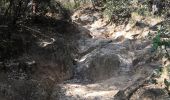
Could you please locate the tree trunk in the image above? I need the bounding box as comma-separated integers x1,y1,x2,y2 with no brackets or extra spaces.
32,0,36,14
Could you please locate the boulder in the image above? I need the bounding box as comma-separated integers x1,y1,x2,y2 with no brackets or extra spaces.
76,48,120,81
78,15,96,25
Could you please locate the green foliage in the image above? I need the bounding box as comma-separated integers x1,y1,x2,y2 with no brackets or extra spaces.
150,26,170,92
135,0,152,16
91,0,105,8
0,0,9,12
103,0,170,24
63,2,77,10
164,78,170,89
0,0,71,25
152,26,170,57
63,1,81,10
161,0,170,16
104,0,129,18
103,0,131,25
136,5,150,16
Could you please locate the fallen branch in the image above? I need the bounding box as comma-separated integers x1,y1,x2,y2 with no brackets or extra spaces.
20,24,42,34
114,75,152,100
18,24,62,39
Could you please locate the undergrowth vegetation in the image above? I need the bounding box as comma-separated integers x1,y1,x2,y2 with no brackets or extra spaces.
102,0,131,25
152,26,170,57
150,26,170,94
103,0,170,24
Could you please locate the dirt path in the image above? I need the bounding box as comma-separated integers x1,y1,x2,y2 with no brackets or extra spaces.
50,6,168,100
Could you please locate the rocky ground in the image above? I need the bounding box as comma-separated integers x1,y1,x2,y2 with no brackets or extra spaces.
52,6,169,100
0,5,169,100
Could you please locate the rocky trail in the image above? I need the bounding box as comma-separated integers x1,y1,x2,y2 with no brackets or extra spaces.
0,5,169,100
52,7,169,100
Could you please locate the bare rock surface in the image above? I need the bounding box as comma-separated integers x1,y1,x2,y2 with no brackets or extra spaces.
50,6,168,100
52,37,157,100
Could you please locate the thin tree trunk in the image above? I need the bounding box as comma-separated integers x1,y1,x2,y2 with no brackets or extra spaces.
32,0,36,14
4,0,13,16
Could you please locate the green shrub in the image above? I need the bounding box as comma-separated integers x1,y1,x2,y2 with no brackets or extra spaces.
150,26,170,93
63,2,80,10
104,0,129,18
152,26,170,57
